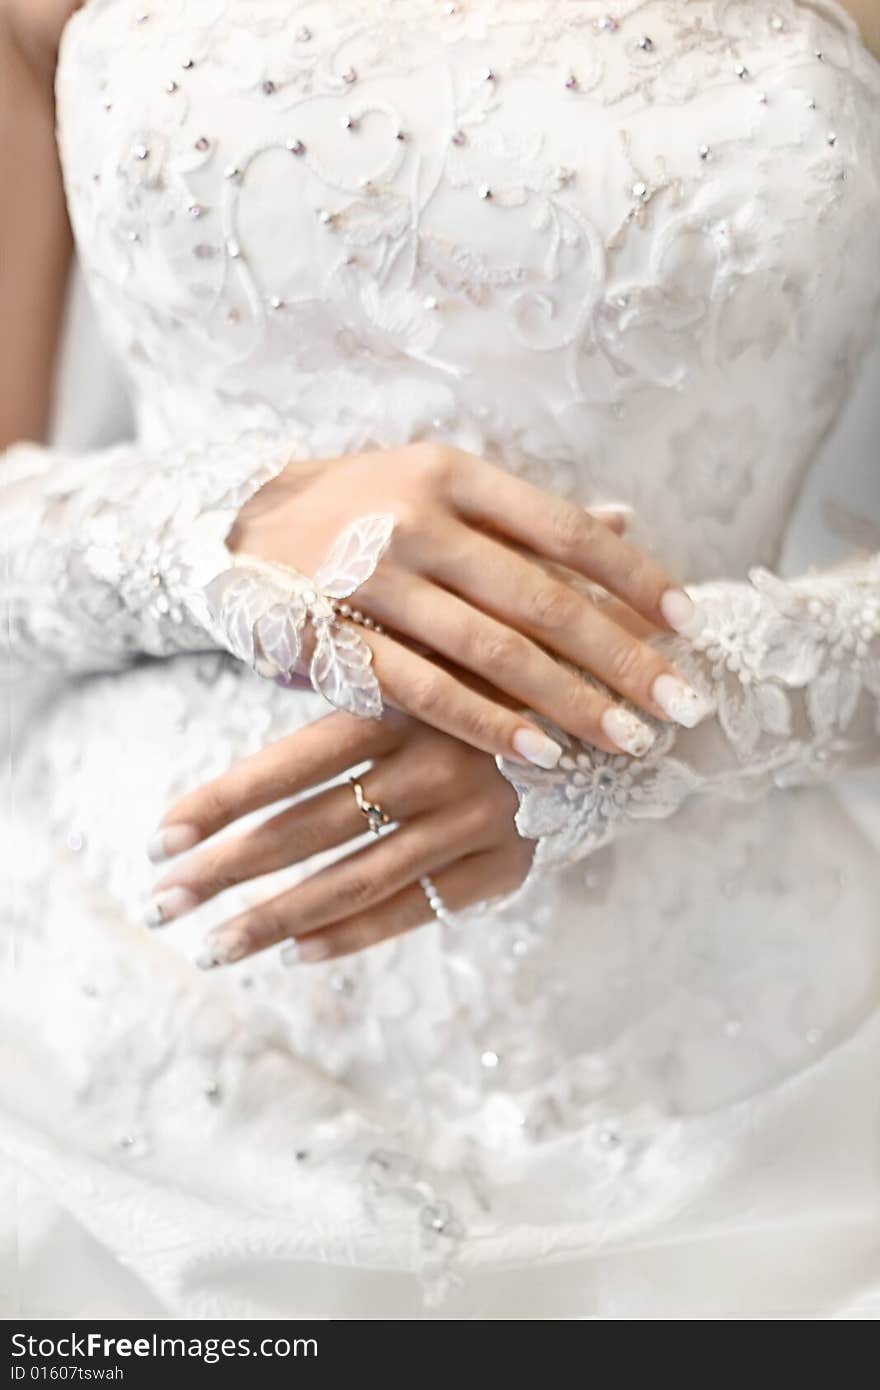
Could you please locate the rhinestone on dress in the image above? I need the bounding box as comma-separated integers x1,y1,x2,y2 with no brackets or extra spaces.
637,35,655,51
342,66,358,85
195,136,210,152
735,63,750,79
451,129,467,145
262,79,276,95
478,184,493,200
565,73,580,91
132,144,149,161
296,26,312,42
480,1049,500,1069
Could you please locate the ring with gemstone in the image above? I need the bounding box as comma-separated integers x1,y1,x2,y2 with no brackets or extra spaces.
349,776,392,836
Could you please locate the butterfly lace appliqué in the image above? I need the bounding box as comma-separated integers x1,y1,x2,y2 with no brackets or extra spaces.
204,513,394,718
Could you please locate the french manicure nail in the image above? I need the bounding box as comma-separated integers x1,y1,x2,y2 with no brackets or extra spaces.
652,674,713,729
601,706,656,757
511,727,563,769
660,588,705,638
294,935,332,964
143,886,199,928
147,823,200,864
195,950,222,971
204,932,249,965
280,941,300,967
591,503,633,530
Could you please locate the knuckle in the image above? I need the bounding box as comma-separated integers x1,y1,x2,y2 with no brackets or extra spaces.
471,628,523,674
549,504,586,557
409,670,445,717
430,756,463,800
198,780,231,828
410,440,454,486
461,703,508,749
526,581,577,633
606,640,645,687
341,872,377,909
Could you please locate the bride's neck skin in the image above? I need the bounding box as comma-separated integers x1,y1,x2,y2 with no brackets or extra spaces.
838,1,880,58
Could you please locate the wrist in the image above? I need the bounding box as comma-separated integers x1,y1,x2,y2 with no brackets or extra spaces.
226,457,324,556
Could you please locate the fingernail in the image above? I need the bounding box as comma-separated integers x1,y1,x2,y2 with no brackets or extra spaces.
204,932,249,965
601,706,656,756
286,935,331,964
195,949,222,971
591,503,633,530
652,674,713,729
147,823,200,864
660,588,705,638
511,727,563,769
143,886,199,928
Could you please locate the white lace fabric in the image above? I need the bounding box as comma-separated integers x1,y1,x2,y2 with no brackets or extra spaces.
2,0,880,1318
500,556,880,870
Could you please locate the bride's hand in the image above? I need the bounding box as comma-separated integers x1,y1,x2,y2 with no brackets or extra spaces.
146,711,533,966
230,443,710,768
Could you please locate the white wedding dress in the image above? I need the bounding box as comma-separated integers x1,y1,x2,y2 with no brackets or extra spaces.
2,0,880,1319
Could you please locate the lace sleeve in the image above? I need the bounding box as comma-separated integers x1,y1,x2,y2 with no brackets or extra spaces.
497,556,880,871
2,432,398,718
1,432,297,677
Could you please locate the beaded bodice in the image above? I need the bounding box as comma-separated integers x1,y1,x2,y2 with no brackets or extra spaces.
58,0,880,582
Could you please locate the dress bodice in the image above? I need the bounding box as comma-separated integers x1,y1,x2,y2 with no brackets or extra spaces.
58,0,880,582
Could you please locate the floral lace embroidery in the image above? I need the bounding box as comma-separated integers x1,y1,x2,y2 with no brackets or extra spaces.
499,560,880,871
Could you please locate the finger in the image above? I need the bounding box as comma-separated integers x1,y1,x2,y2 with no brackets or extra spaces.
149,738,460,917
364,572,656,754
365,629,566,770
448,455,701,635
197,802,498,966
147,710,403,863
284,844,532,964
419,526,712,731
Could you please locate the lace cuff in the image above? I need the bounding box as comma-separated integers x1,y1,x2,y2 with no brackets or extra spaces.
2,432,294,677
498,556,880,873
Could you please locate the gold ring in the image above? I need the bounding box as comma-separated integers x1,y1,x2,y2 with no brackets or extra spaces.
350,777,392,836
